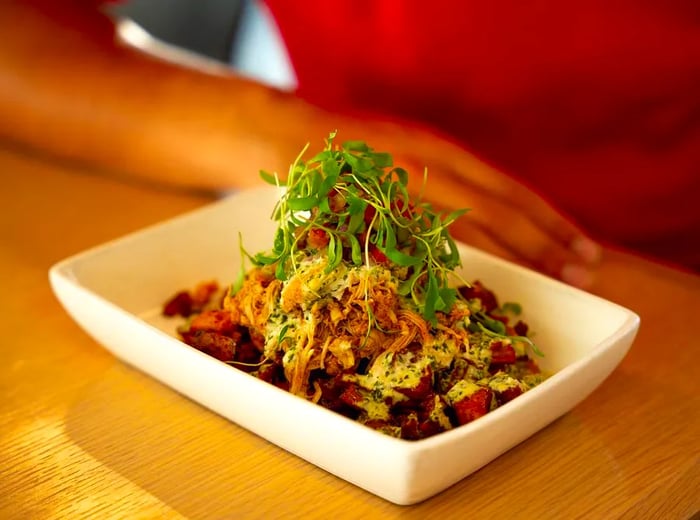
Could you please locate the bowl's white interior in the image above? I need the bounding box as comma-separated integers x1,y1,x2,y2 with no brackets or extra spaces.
50,186,639,504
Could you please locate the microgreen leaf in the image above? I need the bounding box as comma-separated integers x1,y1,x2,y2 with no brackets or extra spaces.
343,140,370,152
443,208,470,227
383,247,423,267
232,232,249,294
369,152,393,168
287,195,318,211
275,259,288,281
253,253,278,266
326,233,344,273
322,160,340,179
272,228,286,255
260,169,284,186
501,302,522,315
251,132,470,322
348,234,362,265
437,287,457,311
424,268,439,323
391,167,409,186
277,323,291,346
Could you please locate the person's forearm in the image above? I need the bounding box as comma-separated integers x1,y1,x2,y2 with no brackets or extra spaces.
0,1,321,192
0,2,602,286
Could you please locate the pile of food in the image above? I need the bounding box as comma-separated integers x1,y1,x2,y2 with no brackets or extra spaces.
163,133,548,440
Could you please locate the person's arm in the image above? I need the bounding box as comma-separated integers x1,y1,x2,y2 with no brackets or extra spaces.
0,0,321,191
0,0,601,287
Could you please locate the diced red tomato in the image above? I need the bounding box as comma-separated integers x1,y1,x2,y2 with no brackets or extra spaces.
369,245,388,264
396,367,433,400
458,280,499,312
490,341,517,364
307,228,330,249
494,385,523,405
453,388,492,425
391,198,414,218
514,320,529,336
162,291,193,317
399,412,421,440
419,418,444,438
363,205,376,225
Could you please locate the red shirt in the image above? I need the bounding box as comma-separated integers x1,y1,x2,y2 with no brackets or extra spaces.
265,0,700,271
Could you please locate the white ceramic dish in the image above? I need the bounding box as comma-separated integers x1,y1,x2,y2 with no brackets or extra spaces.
49,186,639,505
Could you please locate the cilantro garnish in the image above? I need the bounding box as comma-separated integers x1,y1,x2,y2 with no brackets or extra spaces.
253,131,469,324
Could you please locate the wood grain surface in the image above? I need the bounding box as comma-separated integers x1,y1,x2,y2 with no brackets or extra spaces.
1,146,698,520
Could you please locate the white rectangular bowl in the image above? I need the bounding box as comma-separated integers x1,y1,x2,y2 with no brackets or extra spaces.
49,186,639,505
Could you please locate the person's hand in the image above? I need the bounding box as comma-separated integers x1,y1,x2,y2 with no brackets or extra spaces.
0,1,600,290
324,120,602,289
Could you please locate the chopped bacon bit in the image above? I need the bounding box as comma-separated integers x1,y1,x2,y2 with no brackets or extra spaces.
453,388,493,425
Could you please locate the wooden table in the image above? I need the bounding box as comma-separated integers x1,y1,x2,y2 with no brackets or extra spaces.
1,145,698,520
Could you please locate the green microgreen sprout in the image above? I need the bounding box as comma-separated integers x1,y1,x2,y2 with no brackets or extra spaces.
253,131,470,324
467,309,543,357
476,322,544,357
499,302,522,316
231,231,249,295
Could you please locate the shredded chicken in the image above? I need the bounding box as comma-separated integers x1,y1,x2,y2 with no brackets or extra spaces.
223,257,470,400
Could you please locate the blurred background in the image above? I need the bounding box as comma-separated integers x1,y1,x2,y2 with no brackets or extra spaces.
108,0,296,89
109,0,243,62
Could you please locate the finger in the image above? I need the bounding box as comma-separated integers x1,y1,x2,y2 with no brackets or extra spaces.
448,217,521,264
450,216,599,289
402,133,604,265
447,155,603,266
416,168,598,288
468,199,598,288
